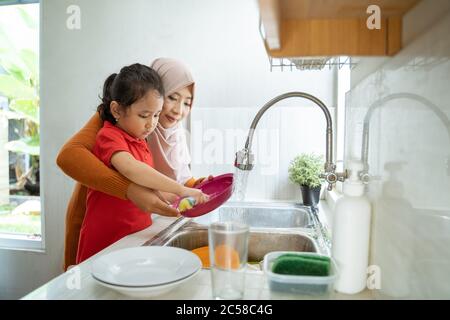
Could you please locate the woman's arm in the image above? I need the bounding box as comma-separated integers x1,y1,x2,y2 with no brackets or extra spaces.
57,113,179,216
126,184,179,216
111,152,208,203
56,113,131,200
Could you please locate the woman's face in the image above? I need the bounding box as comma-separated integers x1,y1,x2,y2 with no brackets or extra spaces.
158,86,193,129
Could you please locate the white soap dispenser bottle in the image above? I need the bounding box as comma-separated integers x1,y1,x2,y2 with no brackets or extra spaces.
332,160,371,294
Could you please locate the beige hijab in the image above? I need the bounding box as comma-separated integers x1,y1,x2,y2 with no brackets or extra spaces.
147,58,195,184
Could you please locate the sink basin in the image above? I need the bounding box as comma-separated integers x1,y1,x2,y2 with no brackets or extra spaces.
192,202,313,229
142,201,327,263
160,229,317,262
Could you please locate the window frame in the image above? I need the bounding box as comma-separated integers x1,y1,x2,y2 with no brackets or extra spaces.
0,232,43,251
0,1,42,251
0,1,39,7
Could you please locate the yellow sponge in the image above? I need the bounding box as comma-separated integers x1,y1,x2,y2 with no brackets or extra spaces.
178,197,196,212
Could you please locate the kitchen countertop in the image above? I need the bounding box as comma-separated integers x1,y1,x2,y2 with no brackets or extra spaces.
22,203,374,300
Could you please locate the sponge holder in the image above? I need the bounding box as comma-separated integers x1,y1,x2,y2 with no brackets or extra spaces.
263,251,338,297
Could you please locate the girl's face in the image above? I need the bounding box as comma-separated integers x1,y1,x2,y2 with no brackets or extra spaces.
111,89,164,140
159,86,193,129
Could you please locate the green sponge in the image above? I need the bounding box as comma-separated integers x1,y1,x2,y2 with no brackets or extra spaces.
271,254,330,276
277,253,330,263
178,197,196,212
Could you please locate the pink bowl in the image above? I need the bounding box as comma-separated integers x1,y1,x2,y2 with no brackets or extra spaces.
172,173,234,218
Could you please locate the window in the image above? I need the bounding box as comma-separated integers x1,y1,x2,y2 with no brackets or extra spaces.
0,2,40,249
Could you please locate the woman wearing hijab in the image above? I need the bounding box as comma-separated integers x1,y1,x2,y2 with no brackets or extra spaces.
57,58,209,270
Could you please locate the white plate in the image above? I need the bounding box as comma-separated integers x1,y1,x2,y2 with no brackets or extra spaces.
91,246,201,287
93,268,201,298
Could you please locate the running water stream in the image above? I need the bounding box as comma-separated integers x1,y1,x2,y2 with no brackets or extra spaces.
218,168,250,223
232,168,249,202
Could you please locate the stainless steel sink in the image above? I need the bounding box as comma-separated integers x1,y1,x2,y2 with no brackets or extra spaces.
143,201,330,263
192,201,314,229
161,228,317,262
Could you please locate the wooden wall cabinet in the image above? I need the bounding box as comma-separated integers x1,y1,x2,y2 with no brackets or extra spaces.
258,0,421,57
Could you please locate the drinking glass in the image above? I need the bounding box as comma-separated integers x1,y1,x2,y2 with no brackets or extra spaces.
208,221,249,300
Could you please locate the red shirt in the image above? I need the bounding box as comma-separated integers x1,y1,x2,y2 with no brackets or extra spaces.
76,121,154,263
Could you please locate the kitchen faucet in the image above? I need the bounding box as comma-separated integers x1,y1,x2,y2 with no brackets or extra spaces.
234,92,346,191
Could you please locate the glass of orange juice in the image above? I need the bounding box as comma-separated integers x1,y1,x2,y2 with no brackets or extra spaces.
208,221,249,300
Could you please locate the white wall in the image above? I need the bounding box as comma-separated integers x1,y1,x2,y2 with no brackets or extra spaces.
0,0,336,298
345,0,450,298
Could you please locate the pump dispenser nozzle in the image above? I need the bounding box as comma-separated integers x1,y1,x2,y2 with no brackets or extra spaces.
343,160,365,197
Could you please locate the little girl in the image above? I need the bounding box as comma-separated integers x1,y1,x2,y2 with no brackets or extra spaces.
76,63,208,263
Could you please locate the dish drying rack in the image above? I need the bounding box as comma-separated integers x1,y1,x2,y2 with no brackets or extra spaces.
268,56,357,71
258,19,357,71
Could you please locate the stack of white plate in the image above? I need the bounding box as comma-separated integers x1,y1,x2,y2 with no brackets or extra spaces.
91,246,202,298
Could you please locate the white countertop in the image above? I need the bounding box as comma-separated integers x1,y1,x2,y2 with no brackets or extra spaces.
22,207,374,300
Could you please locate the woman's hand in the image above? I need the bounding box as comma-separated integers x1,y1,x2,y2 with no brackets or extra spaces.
127,183,179,217
180,187,209,205
158,191,178,204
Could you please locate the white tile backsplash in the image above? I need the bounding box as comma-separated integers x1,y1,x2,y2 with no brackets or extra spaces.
191,105,334,201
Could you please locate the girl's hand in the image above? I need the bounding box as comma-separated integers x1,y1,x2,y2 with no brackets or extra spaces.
181,187,209,205
127,183,179,217
193,175,214,187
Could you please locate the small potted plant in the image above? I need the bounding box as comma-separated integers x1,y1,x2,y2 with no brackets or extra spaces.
288,153,324,206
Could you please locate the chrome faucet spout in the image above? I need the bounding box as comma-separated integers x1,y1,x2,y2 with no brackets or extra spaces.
235,92,346,190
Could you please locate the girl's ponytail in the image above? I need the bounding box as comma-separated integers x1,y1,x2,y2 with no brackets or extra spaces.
97,64,164,124
97,73,117,123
